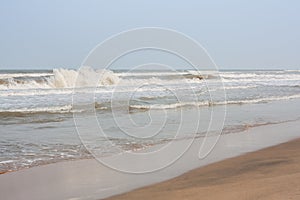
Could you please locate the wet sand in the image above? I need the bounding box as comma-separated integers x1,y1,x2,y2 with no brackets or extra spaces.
107,138,300,200
1,120,300,200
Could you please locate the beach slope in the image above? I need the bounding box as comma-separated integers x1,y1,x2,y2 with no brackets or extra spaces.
108,138,300,200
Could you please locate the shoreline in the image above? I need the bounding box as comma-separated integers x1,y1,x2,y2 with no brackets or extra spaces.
1,119,300,200
1,117,299,176
107,138,300,200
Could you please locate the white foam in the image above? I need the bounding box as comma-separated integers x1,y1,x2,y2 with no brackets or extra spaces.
0,160,15,164
0,105,74,114
284,69,300,72
216,94,300,105
130,101,211,110
129,94,300,110
0,67,120,90
0,89,74,97
0,73,52,79
52,67,120,88
223,85,257,90
118,71,189,77
220,73,300,80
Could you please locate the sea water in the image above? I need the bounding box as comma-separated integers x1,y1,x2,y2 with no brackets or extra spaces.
0,68,300,173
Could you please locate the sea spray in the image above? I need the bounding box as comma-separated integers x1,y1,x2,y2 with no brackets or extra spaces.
0,67,119,89
53,66,120,88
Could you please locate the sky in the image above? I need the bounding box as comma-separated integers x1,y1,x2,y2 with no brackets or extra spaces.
0,0,299,70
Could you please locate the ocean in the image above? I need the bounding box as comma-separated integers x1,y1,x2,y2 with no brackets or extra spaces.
1,68,300,173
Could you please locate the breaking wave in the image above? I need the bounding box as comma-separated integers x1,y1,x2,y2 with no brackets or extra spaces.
0,66,120,90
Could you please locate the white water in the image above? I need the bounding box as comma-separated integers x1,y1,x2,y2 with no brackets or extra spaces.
1,69,300,175
0,66,120,90
0,69,300,114
129,94,300,110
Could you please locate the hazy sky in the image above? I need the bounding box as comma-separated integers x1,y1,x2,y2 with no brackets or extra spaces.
0,0,299,70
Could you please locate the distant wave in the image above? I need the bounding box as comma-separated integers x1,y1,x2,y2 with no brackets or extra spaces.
0,68,215,90
0,66,120,90
220,72,300,81
284,69,300,72
0,72,53,79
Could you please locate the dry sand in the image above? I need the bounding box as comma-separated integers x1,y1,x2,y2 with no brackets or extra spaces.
107,138,300,200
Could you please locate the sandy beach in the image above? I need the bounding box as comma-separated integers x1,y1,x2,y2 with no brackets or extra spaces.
107,138,300,200
1,2,300,200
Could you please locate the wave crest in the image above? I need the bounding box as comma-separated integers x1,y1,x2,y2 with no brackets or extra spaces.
0,67,120,89
53,67,119,88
